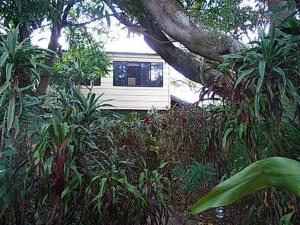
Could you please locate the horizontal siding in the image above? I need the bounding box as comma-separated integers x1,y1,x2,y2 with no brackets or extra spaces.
99,84,169,90
106,101,170,110
99,84,168,89
81,88,170,110
81,88,169,96
99,95,168,102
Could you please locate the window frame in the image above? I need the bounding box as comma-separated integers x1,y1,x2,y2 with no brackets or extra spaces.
113,61,164,87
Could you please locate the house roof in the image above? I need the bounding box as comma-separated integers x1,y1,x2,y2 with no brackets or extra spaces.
106,51,160,56
171,95,190,107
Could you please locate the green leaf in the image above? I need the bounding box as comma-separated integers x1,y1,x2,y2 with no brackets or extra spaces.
91,177,107,212
13,115,20,135
86,140,98,150
158,161,169,170
223,53,243,60
256,60,266,94
118,177,145,203
254,94,261,119
222,128,233,149
0,52,9,67
7,97,15,132
0,82,10,95
287,79,300,104
44,157,53,177
191,157,300,214
5,63,13,80
0,93,6,107
15,0,22,13
238,123,246,138
61,187,69,199
280,212,294,225
274,67,286,88
235,68,255,87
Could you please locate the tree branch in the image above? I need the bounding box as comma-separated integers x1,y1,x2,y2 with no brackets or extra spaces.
140,0,240,62
65,14,115,27
139,16,222,86
104,0,144,32
62,0,79,23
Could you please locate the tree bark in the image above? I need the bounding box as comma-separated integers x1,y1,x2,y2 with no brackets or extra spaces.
140,0,240,62
140,17,222,87
36,25,61,95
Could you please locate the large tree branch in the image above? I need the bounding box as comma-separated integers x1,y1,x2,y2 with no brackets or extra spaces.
140,0,240,62
139,16,222,87
62,0,81,25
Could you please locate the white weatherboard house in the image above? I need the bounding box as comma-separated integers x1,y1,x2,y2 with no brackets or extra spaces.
81,52,171,110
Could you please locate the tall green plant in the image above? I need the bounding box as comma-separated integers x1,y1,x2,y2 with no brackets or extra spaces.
0,27,47,150
222,28,300,122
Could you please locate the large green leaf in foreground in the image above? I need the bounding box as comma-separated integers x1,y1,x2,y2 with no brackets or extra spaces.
191,157,300,214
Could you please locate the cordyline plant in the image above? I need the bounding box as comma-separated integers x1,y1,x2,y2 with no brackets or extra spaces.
32,106,171,225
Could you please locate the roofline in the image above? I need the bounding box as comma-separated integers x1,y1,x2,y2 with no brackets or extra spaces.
171,95,191,106
106,51,159,56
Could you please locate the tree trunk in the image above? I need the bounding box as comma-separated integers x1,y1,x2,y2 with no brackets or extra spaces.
36,25,61,95
18,23,31,42
36,0,76,95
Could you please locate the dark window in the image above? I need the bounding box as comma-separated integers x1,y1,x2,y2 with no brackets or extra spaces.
93,77,101,86
113,61,163,87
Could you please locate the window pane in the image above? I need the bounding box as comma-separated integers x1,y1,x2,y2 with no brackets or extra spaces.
113,61,127,86
127,63,141,86
93,77,101,86
150,63,163,87
141,63,151,86
85,78,91,86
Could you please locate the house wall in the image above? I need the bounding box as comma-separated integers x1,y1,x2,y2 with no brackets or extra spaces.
80,52,171,110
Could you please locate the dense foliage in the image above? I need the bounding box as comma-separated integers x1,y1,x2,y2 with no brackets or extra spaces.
0,26,299,223
0,29,170,225
0,1,300,225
